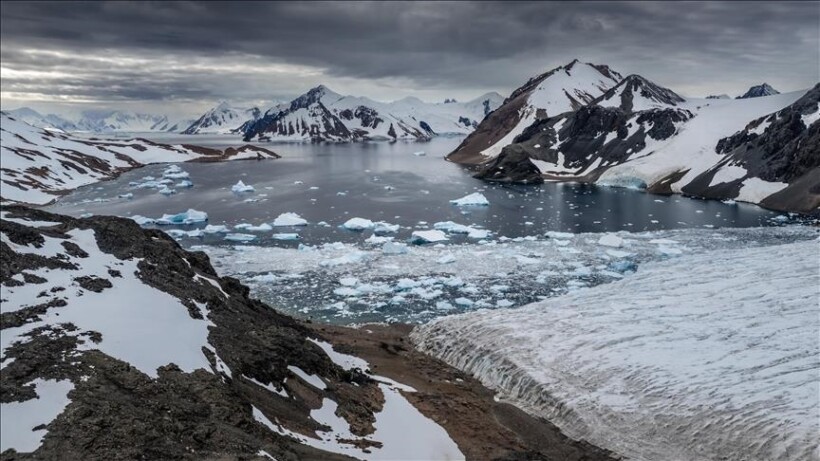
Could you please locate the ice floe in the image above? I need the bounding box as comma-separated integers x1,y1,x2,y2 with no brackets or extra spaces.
449,192,489,206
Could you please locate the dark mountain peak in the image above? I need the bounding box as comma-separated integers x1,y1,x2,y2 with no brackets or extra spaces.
737,83,780,99
596,74,685,112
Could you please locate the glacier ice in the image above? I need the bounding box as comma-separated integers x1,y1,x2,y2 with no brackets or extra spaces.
231,180,255,193
449,192,489,207
154,209,208,225
272,212,308,227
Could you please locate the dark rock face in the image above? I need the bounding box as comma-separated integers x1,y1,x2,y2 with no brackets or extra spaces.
0,206,382,460
685,84,820,213
737,83,780,99
476,104,692,183
594,74,685,113
474,145,544,183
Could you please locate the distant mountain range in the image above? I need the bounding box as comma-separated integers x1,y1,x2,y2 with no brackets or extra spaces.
3,89,504,141
447,59,818,213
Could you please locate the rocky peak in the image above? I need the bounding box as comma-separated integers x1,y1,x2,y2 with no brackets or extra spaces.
737,83,780,99
595,74,685,112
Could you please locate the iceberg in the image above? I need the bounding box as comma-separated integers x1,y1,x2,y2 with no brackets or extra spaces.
129,215,154,226
157,186,176,195
224,233,256,242
203,224,229,234
272,233,300,241
154,209,208,225
176,180,194,188
272,212,308,227
118,193,134,199
235,223,273,232
382,242,409,255
434,221,491,239
410,230,449,244
373,221,400,234
449,192,489,207
231,180,255,193
342,217,375,231
597,234,624,248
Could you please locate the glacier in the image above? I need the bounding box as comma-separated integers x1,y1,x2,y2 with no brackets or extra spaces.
412,238,820,461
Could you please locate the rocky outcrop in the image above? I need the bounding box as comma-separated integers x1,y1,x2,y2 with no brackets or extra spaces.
0,206,391,460
737,83,780,99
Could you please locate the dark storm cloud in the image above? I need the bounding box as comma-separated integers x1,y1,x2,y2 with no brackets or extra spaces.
1,1,817,112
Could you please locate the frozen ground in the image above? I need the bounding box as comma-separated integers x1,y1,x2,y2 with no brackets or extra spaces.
195,225,818,324
413,237,820,461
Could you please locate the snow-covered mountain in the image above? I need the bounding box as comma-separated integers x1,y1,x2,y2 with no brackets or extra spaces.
182,102,263,134
74,110,170,133
737,83,780,99
0,113,279,205
446,59,623,163
449,60,818,213
3,107,78,132
706,94,730,100
241,85,504,142
150,115,198,133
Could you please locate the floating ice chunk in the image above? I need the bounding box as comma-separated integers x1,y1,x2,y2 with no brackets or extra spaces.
413,151,426,156
224,233,256,242
395,278,420,290
723,199,737,205
546,231,575,239
334,287,360,297
293,180,304,185
272,233,300,241
410,230,448,244
606,249,632,258
342,217,375,231
235,223,273,232
454,297,474,307
437,254,456,264
598,234,624,248
162,171,190,180
339,277,358,287
231,180,255,193
609,260,638,273
157,186,176,195
450,192,489,207
176,180,194,188
373,221,400,234
155,209,208,225
649,238,679,245
118,193,134,199
382,242,409,255
186,229,204,238
366,235,394,244
317,221,331,227
203,224,228,234
658,246,683,255
272,212,308,227
319,251,369,267
130,215,154,226
390,295,407,304
436,301,455,310
496,299,514,307
309,186,319,190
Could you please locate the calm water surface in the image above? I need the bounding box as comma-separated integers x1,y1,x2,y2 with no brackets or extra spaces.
45,135,783,247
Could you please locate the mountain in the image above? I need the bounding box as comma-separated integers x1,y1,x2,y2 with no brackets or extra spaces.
182,102,263,134
4,107,78,132
0,113,279,205
469,68,817,213
241,85,503,142
74,110,170,133
706,94,730,100
683,83,820,212
150,115,198,133
737,83,780,99
594,74,686,112
446,59,623,164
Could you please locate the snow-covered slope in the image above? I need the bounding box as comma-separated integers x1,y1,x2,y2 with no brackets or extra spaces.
414,237,820,461
447,59,623,163
182,102,262,134
470,67,818,212
737,83,780,99
3,108,78,132
241,85,504,142
150,115,198,133
0,206,462,460
0,113,279,205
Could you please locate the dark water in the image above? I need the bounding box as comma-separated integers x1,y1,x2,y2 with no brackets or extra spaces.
45,136,784,246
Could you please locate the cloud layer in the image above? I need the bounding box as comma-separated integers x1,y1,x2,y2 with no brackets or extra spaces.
1,1,817,115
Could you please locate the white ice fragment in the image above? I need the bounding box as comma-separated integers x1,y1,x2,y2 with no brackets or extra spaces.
155,209,208,225
272,212,308,227
450,192,490,207
597,234,624,248
382,242,409,255
224,233,257,242
410,230,448,244
342,218,375,231
272,233,300,241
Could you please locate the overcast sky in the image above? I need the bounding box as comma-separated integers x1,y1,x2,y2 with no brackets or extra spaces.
1,1,818,117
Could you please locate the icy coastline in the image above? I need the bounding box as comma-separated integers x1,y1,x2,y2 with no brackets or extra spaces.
412,238,820,461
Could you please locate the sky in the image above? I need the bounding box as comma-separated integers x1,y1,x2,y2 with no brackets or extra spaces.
1,1,818,118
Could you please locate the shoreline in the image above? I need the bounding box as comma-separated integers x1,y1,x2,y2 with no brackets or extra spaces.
310,322,617,461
